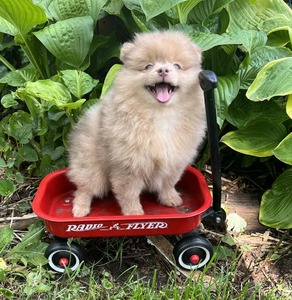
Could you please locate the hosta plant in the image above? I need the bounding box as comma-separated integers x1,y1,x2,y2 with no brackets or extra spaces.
0,0,115,184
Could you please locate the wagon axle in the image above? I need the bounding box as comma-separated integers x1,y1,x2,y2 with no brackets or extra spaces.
59,257,69,267
189,254,200,265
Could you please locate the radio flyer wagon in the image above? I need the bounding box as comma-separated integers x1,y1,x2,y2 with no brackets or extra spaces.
32,71,226,273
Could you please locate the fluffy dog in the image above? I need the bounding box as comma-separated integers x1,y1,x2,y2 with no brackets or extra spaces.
68,31,206,217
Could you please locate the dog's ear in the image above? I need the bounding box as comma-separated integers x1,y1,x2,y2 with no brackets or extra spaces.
120,42,135,63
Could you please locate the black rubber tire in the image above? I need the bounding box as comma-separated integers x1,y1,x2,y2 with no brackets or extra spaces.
45,240,85,273
173,236,213,270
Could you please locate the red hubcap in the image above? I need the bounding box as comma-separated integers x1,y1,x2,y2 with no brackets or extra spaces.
190,254,200,264
59,257,69,266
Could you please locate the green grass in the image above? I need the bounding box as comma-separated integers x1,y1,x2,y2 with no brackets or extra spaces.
0,222,290,300
1,263,284,300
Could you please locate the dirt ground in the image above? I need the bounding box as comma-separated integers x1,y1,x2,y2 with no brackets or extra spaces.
0,170,291,296
80,228,292,291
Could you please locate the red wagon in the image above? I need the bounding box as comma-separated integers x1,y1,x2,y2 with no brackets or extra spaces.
32,71,226,273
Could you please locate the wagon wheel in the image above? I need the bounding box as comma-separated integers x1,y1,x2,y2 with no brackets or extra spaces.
45,240,85,273
173,236,213,270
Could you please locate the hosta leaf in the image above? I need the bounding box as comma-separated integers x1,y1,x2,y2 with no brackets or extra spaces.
140,0,186,21
190,31,235,51
247,57,292,101
176,0,202,23
60,70,98,99
229,30,267,53
220,122,287,157
227,0,292,33
122,0,144,15
239,46,292,89
23,80,71,107
101,64,122,98
49,0,107,23
0,16,17,36
214,75,240,128
130,11,148,32
267,29,292,48
34,16,94,69
213,0,235,14
259,168,292,229
273,133,292,165
259,16,292,47
227,95,289,129
33,0,54,18
190,30,265,52
187,0,233,25
0,0,47,37
103,0,124,15
286,94,292,119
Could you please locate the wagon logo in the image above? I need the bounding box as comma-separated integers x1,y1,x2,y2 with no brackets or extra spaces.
66,221,168,232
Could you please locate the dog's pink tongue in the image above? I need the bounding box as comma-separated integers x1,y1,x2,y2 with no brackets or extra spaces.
156,83,170,103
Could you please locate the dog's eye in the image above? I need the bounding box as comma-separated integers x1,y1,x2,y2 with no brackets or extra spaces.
174,64,181,70
145,64,153,70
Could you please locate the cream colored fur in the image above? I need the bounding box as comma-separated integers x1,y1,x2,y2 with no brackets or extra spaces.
68,31,206,217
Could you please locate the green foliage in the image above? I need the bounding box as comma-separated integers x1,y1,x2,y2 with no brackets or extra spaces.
1,69,99,181
1,0,292,228
247,57,292,100
0,0,108,185
0,179,16,197
221,122,287,157
0,220,47,266
0,221,50,298
34,16,94,69
0,0,49,78
260,169,292,229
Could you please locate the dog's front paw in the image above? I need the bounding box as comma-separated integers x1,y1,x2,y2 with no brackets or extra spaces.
72,191,92,217
122,205,144,216
72,204,91,217
159,190,183,207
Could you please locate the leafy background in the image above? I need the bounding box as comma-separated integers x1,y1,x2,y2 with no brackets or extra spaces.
0,0,291,229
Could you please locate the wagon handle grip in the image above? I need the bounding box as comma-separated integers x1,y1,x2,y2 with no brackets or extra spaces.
199,71,221,213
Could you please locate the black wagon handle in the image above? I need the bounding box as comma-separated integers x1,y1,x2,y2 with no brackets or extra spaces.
199,71,225,224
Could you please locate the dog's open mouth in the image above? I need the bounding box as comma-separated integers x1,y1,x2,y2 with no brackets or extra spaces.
146,83,178,103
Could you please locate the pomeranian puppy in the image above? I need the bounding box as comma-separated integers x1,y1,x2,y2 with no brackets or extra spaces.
68,30,206,217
